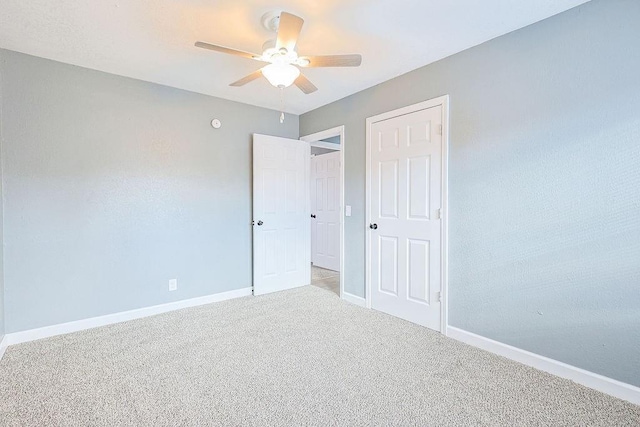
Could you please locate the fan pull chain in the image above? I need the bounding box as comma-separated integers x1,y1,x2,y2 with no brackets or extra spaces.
279,87,285,124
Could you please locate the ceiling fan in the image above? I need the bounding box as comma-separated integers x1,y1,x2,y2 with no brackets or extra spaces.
195,11,362,94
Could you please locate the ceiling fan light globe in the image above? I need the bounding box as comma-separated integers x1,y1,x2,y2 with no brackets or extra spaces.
262,63,300,88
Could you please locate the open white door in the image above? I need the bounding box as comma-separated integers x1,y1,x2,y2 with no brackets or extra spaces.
253,134,310,296
311,151,341,271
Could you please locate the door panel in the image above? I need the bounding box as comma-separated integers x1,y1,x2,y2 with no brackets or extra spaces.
408,239,429,303
408,156,430,219
311,151,341,271
379,236,398,295
253,134,310,295
369,106,443,330
379,160,399,218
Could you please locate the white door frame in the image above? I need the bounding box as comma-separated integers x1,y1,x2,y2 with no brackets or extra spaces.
300,126,345,298
365,96,450,335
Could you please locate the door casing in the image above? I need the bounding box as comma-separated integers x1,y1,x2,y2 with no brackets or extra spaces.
365,96,450,334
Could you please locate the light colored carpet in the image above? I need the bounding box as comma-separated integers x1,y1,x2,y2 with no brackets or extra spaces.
1,286,638,426
311,265,340,296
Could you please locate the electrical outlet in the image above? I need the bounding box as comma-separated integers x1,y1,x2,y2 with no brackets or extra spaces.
169,279,177,291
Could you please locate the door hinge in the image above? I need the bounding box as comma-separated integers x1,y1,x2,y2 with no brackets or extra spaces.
436,291,442,302
436,208,442,219
437,124,443,135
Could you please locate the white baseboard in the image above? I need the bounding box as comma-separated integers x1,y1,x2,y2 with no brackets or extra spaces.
446,326,640,405
342,291,366,307
4,287,253,349
0,335,8,360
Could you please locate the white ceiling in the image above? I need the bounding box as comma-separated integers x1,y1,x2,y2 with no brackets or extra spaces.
0,0,589,114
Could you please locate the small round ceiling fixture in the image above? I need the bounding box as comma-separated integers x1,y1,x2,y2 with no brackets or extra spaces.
211,119,221,129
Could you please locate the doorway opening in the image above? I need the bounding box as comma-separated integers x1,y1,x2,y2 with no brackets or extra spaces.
300,127,345,298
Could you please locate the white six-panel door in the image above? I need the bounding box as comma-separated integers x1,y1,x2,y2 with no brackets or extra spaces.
311,151,341,271
253,134,310,296
369,105,443,330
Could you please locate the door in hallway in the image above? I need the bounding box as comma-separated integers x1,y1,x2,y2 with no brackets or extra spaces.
311,151,341,271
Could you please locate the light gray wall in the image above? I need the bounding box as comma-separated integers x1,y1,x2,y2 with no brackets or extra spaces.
0,49,298,333
300,0,640,386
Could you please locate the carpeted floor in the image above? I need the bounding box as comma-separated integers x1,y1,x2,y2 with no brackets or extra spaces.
1,286,638,426
310,265,340,296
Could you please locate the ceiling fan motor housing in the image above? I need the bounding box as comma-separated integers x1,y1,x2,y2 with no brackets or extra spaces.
261,39,277,53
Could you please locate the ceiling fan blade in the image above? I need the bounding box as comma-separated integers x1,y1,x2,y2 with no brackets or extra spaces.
276,12,304,53
300,54,362,67
195,41,263,61
230,69,263,87
294,73,317,94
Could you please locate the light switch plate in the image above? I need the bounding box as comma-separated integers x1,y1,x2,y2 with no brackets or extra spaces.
345,205,352,217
